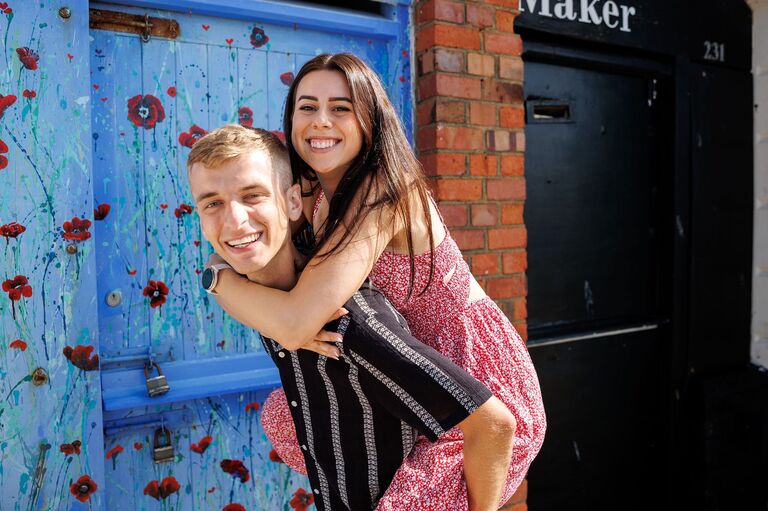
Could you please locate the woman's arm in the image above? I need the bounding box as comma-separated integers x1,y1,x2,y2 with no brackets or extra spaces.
213,206,394,350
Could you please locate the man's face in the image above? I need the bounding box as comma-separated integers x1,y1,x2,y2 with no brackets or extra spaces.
189,151,299,276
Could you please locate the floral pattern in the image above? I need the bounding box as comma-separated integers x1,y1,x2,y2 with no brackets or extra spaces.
0,221,24,241
63,345,99,371
0,138,8,169
220,459,250,483
143,476,181,500
93,203,110,220
15,47,38,70
143,280,169,308
179,125,207,148
0,94,16,118
190,435,212,454
3,275,32,301
9,339,26,350
62,216,92,241
223,504,246,511
289,488,314,511
60,440,82,456
70,475,97,503
238,106,253,127
174,203,193,218
249,26,269,48
127,94,165,129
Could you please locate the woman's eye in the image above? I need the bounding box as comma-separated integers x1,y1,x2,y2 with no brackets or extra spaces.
333,106,351,112
298,104,316,111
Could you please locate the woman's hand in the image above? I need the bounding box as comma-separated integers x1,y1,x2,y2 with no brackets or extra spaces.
206,252,228,269
297,307,348,360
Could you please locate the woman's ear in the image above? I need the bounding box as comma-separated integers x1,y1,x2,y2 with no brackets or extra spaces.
286,183,304,222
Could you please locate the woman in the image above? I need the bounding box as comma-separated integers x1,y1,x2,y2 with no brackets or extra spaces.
211,53,546,510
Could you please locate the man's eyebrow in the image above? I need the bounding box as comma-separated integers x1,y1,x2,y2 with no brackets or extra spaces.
194,185,267,203
194,191,218,203
297,95,352,103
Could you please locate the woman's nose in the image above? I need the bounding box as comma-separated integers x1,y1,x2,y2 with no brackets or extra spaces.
312,108,332,128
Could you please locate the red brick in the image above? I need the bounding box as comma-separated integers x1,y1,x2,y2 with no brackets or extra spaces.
437,74,482,99
418,73,438,101
436,100,466,123
431,179,482,201
488,178,525,200
417,98,435,126
501,203,524,224
486,274,526,299
516,131,526,151
467,53,495,76
417,126,437,150
419,152,466,176
500,56,524,80
469,102,496,126
502,250,527,273
504,298,527,321
500,106,525,128
434,48,464,72
467,4,495,27
501,154,524,176
419,50,434,75
483,80,524,103
469,154,497,176
436,125,483,150
438,203,468,226
417,0,465,24
452,229,485,250
471,203,498,226
416,24,481,52
485,32,523,56
496,10,516,32
515,322,528,342
486,130,513,151
471,253,499,276
489,226,527,249
486,0,519,9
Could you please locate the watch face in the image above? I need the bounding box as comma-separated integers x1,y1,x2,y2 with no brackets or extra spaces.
201,267,215,290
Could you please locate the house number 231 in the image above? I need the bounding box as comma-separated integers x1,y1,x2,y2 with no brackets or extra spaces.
703,41,725,62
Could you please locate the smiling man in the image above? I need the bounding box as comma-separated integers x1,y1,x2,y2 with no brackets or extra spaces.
185,125,516,511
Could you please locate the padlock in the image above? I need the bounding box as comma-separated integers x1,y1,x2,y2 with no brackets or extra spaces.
144,361,170,397
152,427,174,464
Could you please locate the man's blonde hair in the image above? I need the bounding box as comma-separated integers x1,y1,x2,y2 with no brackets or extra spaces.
187,124,292,189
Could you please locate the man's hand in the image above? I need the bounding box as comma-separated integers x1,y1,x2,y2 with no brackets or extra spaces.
296,307,348,360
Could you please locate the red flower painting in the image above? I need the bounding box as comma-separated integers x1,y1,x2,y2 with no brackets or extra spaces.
133,442,143,450
179,125,207,148
0,94,16,119
70,474,97,503
190,435,212,454
63,345,99,371
166,86,176,97
0,138,7,169
143,280,169,308
3,275,32,301
105,444,124,459
245,402,260,412
289,488,315,511
62,216,92,241
249,26,269,48
127,94,165,129
220,459,250,483
0,221,24,241
280,72,294,86
60,440,82,456
143,476,180,500
9,339,26,351
174,203,193,218
22,89,35,99
93,203,110,220
16,47,39,70
238,106,253,127
223,504,246,511
0,3,12,14
269,449,283,463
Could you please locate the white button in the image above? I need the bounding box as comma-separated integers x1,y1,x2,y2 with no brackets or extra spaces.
278,351,285,358
301,444,307,451
290,400,298,407
313,488,320,495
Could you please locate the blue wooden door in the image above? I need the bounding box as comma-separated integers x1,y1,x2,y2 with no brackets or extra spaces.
88,1,411,509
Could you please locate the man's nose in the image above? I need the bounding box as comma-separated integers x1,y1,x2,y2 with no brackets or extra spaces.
224,201,249,227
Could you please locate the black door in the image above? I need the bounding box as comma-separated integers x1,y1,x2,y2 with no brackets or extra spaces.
523,57,674,510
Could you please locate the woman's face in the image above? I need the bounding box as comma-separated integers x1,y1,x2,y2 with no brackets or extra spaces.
291,70,363,185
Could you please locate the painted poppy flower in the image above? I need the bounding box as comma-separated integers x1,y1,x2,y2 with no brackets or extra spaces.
0,221,25,240
62,216,92,241
93,203,110,220
289,488,314,511
174,203,193,218
220,459,250,483
178,125,207,148
63,344,99,371
271,130,286,144
208,487,216,493
16,47,38,70
245,402,260,412
166,86,176,97
143,280,169,308
269,449,283,463
105,444,124,459
9,339,26,351
70,474,97,503
60,440,82,455
22,89,35,98
223,504,246,511
3,275,32,301
249,26,269,48
0,3,11,14
143,476,181,500
190,435,212,454
280,72,294,86
238,106,253,127
127,94,165,129
133,442,143,450
0,94,16,119
0,138,8,170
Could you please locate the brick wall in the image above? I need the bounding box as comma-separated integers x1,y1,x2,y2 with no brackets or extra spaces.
413,0,528,342
413,1,528,508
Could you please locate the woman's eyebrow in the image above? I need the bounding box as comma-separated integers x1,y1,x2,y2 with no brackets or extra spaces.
297,95,352,103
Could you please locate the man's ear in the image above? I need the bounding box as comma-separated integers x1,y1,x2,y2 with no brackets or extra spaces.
286,183,304,222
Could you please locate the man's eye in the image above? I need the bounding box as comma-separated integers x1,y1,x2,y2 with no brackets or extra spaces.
244,194,263,200
204,201,221,209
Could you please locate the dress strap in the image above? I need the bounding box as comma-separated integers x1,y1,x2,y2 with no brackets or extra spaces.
312,189,325,225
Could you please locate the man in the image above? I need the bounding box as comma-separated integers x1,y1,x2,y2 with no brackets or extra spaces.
186,125,516,511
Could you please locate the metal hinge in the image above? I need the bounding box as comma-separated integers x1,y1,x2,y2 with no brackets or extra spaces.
89,9,180,42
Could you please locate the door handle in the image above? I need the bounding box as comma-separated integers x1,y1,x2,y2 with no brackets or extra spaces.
528,322,663,348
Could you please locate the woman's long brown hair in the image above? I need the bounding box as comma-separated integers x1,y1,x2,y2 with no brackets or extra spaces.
283,53,434,299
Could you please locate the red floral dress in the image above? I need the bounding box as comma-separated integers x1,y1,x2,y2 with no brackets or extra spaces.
261,194,547,510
